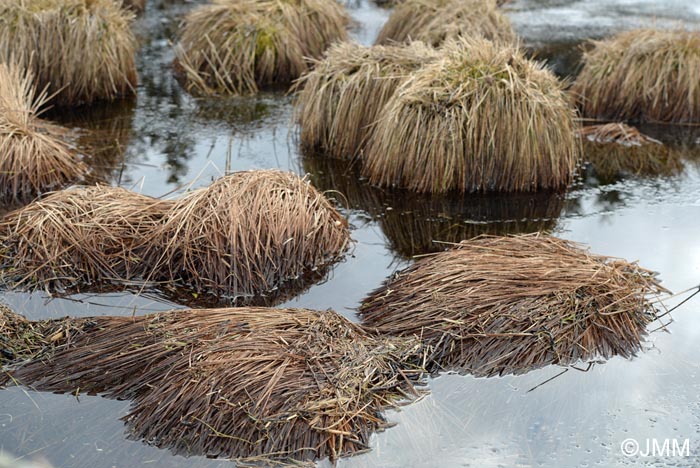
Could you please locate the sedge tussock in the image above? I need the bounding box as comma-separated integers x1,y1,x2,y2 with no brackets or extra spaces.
571,28,700,123
0,0,138,106
362,37,580,193
375,0,515,47
578,123,683,182
0,62,86,202
1,305,425,463
359,234,667,377
294,41,439,159
174,0,351,96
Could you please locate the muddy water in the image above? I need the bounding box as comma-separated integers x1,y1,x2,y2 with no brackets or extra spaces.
3,0,700,467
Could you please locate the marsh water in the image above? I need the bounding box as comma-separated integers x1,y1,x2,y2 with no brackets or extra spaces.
3,0,700,466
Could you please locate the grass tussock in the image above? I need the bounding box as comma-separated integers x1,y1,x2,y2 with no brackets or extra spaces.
294,41,439,160
1,305,425,463
363,37,580,193
175,0,351,96
0,170,350,299
359,234,667,377
375,0,515,47
0,0,138,106
145,170,350,298
0,62,86,202
578,123,683,182
571,28,700,123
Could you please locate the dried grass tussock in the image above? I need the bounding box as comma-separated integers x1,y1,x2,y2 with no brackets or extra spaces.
146,170,350,298
363,38,580,193
1,306,425,462
0,62,86,202
0,0,138,106
359,234,667,377
0,170,350,299
578,123,683,181
571,28,700,123
175,0,351,96
375,0,515,47
294,41,439,159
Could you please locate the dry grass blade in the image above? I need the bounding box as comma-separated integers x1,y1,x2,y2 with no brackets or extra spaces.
363,37,580,193
0,61,86,202
293,41,439,159
571,28,700,123
0,0,137,106
375,0,515,47
144,170,351,298
1,305,425,463
578,123,683,182
174,0,351,96
359,234,668,377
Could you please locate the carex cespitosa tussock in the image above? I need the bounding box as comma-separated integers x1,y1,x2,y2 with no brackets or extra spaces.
362,37,580,193
0,61,86,202
293,41,439,159
359,233,668,377
0,305,425,462
0,0,137,106
175,0,351,96
571,28,700,123
375,0,515,47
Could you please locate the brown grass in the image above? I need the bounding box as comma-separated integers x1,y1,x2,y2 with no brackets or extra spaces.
174,0,351,96
578,123,683,182
0,62,86,202
0,0,138,106
359,234,668,377
571,28,700,123
144,170,351,298
1,305,425,463
375,0,515,47
294,41,439,159
362,37,580,193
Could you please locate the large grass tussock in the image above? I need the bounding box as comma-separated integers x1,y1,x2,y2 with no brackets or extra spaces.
363,37,580,193
294,41,439,159
175,0,351,96
571,28,700,123
0,0,138,106
360,234,667,376
375,0,515,47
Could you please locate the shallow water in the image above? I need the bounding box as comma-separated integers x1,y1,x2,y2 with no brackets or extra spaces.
3,0,700,466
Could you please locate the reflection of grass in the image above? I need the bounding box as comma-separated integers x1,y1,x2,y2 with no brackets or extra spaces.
303,153,564,258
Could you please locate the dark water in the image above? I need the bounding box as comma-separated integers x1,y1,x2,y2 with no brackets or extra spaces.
3,0,700,467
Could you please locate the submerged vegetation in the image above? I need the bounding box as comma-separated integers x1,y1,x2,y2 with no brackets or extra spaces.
0,305,425,462
0,62,86,202
572,28,700,123
363,37,580,193
0,0,137,106
360,234,667,376
175,0,351,95
578,123,683,182
375,0,514,46
0,170,350,299
294,41,439,159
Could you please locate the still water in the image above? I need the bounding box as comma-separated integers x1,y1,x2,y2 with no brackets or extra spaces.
2,0,700,467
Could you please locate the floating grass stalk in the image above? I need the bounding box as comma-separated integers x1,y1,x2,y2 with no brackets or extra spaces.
375,0,515,47
571,28,700,123
363,37,580,193
0,0,138,106
294,41,439,159
174,0,351,96
0,62,86,202
578,123,683,183
359,234,667,377
0,305,425,463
